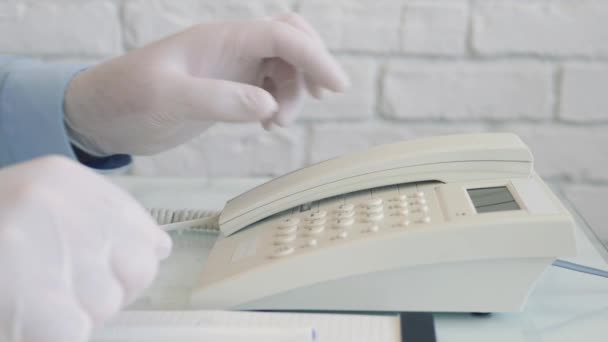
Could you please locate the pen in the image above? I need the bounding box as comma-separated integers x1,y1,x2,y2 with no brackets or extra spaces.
92,326,317,342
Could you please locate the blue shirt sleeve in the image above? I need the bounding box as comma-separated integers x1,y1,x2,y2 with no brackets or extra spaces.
0,55,131,172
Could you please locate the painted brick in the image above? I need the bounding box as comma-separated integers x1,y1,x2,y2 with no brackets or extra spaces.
381,62,553,120
132,123,306,177
310,122,488,163
560,64,608,122
298,0,402,53
123,0,290,48
473,0,608,56
401,0,468,55
0,1,121,57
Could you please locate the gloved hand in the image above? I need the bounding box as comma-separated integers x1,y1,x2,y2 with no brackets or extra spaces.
64,12,349,156
0,156,171,342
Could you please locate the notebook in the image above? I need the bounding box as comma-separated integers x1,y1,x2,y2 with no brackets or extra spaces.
95,310,401,342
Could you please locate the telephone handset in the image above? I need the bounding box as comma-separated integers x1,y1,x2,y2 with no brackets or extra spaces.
191,133,576,313
220,133,533,236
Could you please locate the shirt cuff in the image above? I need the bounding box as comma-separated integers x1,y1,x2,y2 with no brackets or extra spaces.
72,144,132,173
0,59,131,172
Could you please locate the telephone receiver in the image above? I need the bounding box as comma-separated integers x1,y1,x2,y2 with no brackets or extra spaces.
191,133,577,313
220,133,534,236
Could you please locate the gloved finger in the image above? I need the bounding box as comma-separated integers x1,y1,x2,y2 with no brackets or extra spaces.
111,246,159,305
72,257,123,323
273,13,327,99
20,289,91,342
168,75,279,122
259,58,306,127
304,74,325,99
273,12,325,46
247,20,349,93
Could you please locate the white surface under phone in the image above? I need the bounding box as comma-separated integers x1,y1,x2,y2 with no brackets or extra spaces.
190,133,577,313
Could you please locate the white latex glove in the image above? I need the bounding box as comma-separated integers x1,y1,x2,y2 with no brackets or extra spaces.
0,156,171,342
64,12,349,156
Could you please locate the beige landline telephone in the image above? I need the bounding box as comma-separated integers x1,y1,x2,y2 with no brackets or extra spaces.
187,133,576,313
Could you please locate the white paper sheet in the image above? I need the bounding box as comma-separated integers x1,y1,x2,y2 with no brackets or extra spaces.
97,310,401,342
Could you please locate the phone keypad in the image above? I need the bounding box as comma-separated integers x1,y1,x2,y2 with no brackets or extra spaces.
266,183,442,259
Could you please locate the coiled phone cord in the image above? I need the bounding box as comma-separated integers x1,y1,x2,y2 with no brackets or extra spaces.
148,208,221,234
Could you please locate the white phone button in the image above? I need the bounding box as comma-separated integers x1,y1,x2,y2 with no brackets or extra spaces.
275,233,297,243
337,203,355,211
335,210,355,219
391,209,409,216
333,218,355,227
366,198,383,206
272,245,295,258
280,217,300,226
392,194,408,202
365,205,384,213
302,239,318,248
393,220,411,228
390,201,408,209
276,224,298,233
362,224,380,233
306,211,327,220
332,231,348,239
413,191,425,198
306,218,327,226
365,213,384,222
417,216,431,224
304,225,325,234
412,205,430,213
414,198,427,205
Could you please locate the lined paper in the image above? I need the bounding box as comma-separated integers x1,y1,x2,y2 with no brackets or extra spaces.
98,311,401,342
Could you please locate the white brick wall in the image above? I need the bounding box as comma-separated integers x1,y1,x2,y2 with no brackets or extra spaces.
1,0,607,193
381,62,554,120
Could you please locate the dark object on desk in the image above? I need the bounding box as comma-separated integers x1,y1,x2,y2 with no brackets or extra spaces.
400,312,436,342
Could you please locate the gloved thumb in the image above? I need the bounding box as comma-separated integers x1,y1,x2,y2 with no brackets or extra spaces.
167,76,279,122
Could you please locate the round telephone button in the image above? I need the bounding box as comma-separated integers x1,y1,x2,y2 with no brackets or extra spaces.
392,194,408,202
411,205,429,213
337,203,355,211
306,211,327,220
415,198,427,205
272,245,295,258
393,208,409,216
393,220,411,228
391,201,408,209
365,205,384,213
414,191,425,198
304,225,325,234
275,233,297,243
418,216,431,224
279,217,300,227
366,198,383,206
305,218,327,226
333,231,348,239
363,224,380,233
365,213,384,222
276,224,298,233
333,217,355,227
335,210,355,219
302,239,318,247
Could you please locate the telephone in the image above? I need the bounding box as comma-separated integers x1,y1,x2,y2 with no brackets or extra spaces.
190,133,577,313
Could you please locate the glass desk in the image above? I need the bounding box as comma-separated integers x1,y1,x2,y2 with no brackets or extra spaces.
106,177,608,342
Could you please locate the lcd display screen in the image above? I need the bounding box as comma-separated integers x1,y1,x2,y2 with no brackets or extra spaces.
467,186,520,214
